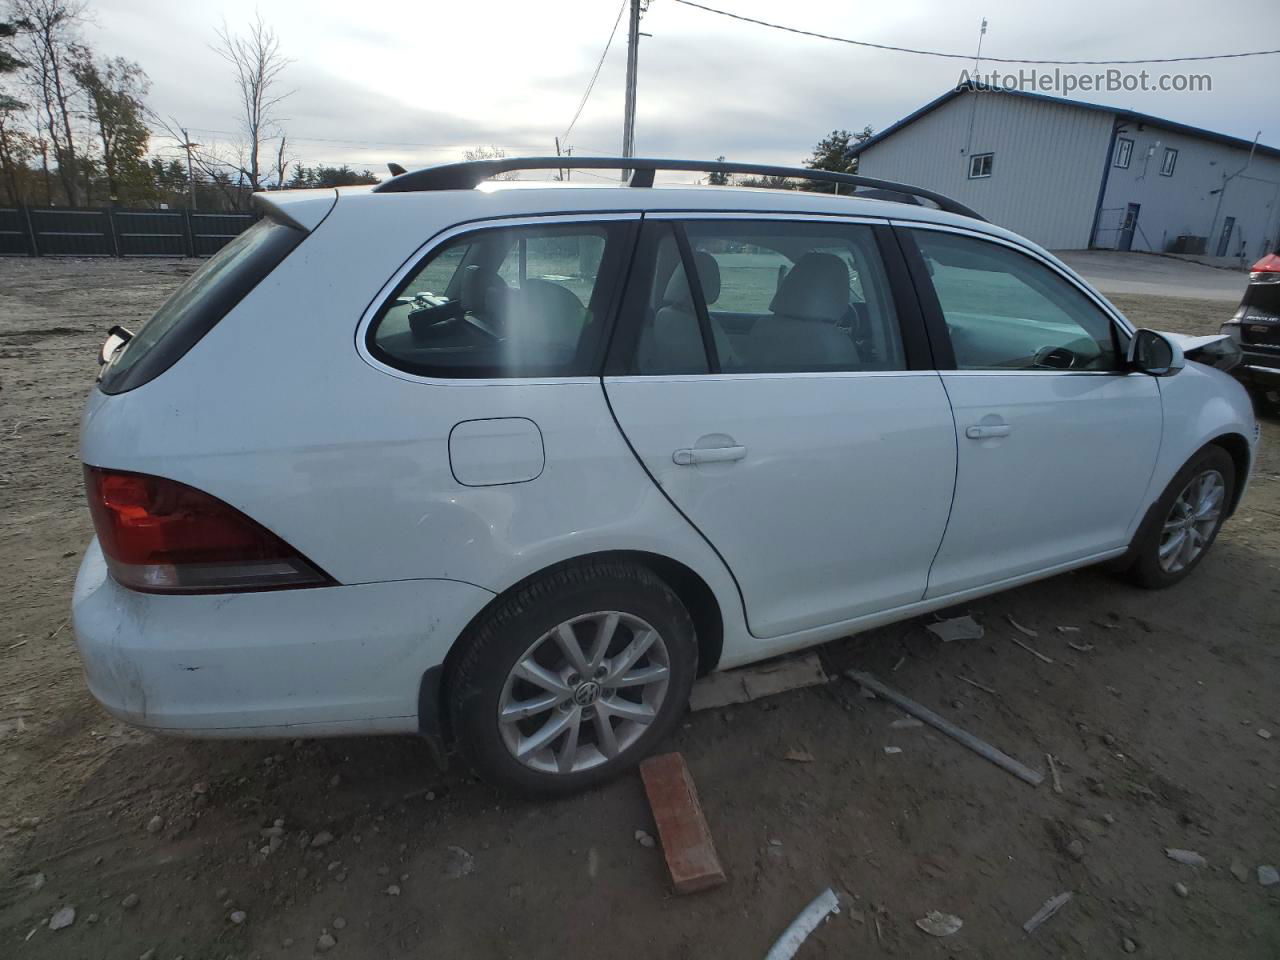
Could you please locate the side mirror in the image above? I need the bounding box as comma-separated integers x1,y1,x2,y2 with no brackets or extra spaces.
99,325,133,366
1128,328,1184,377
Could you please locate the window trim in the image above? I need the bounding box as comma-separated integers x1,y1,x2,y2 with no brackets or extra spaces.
896,221,1135,375
967,153,994,179
1114,137,1134,169
672,222,723,373
1160,147,1178,177
355,212,642,385
611,212,933,377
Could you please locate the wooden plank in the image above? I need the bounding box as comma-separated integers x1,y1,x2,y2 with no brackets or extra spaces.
639,752,726,894
688,652,827,711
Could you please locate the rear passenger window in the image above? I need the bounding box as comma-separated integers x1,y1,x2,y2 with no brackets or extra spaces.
369,222,627,378
628,220,906,375
912,230,1120,371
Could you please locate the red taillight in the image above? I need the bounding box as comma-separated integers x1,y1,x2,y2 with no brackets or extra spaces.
83,466,332,593
1250,252,1280,282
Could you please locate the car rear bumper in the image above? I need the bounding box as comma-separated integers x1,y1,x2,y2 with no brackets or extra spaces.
1235,358,1280,389
71,539,493,737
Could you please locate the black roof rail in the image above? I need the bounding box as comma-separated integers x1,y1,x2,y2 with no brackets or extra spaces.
371,156,985,221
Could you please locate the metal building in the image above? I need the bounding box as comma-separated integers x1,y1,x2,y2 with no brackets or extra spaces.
852,85,1280,259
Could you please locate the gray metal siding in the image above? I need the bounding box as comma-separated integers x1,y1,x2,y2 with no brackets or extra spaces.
1098,125,1280,260
857,92,1114,249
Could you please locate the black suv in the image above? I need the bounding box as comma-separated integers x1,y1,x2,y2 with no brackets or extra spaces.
1223,247,1280,413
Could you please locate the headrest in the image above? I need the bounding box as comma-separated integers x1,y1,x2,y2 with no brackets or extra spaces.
663,251,721,306
460,264,505,314
768,252,849,322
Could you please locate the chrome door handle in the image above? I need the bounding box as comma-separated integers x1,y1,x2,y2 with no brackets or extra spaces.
965,424,1011,439
673,445,747,466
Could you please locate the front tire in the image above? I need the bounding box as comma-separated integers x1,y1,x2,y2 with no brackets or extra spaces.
1127,446,1234,589
447,561,697,796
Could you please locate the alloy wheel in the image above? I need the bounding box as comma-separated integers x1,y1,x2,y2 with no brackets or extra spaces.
1158,469,1225,574
497,611,671,774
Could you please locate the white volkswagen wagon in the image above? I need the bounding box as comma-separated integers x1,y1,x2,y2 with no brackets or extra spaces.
74,157,1256,794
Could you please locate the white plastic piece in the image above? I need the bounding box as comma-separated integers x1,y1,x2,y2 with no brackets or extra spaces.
764,887,841,960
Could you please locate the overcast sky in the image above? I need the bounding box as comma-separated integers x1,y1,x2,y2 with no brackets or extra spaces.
86,0,1279,178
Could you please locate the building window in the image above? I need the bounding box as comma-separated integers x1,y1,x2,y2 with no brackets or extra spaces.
1160,147,1178,177
1114,138,1133,168
968,153,993,179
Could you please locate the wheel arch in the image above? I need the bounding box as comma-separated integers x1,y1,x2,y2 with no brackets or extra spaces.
429,549,725,745
1208,431,1252,515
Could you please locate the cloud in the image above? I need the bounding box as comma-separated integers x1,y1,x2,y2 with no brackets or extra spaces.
80,0,1274,176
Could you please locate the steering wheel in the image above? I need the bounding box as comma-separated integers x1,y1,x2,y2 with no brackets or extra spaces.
1032,344,1078,370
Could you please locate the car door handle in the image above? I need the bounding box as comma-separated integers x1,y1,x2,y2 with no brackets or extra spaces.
673,445,747,465
965,424,1011,439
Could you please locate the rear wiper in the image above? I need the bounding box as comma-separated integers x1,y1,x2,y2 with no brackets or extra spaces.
99,325,133,366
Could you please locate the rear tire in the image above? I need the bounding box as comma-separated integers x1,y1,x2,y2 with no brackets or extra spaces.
1126,446,1234,589
447,561,697,796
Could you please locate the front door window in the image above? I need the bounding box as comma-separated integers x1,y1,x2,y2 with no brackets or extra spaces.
911,230,1121,371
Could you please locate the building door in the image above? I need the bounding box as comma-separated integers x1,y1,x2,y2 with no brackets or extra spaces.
1118,203,1140,251
1216,217,1236,257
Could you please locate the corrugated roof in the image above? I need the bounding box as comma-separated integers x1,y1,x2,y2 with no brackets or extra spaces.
850,84,1280,160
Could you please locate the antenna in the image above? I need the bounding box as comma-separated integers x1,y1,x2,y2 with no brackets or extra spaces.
973,17,988,74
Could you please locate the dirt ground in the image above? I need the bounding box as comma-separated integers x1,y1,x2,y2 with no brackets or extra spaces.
1,256,1277,959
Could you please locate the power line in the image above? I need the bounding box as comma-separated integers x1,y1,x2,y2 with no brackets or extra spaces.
672,0,1280,64
177,127,514,151
562,0,628,145
574,168,624,181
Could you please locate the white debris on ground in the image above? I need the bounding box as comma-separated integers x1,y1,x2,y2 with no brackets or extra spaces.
926,615,984,643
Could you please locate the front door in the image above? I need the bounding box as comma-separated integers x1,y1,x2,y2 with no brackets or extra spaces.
604,216,957,639
1118,203,1140,251
902,226,1162,597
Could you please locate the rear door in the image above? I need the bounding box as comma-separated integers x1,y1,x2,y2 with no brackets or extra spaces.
899,224,1162,597
603,215,957,639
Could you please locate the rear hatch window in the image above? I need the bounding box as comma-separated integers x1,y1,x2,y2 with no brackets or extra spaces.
98,218,304,394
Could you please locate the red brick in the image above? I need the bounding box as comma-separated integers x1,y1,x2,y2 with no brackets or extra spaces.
639,752,726,894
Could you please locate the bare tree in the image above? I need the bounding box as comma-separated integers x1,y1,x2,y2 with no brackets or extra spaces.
9,0,87,205
273,132,293,191
150,112,245,209
213,14,291,192
463,145,518,180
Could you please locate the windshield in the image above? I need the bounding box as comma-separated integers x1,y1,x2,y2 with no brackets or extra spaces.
99,218,304,394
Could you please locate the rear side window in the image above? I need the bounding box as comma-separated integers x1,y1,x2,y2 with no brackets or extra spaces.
369,221,631,379
620,219,906,375
99,218,304,394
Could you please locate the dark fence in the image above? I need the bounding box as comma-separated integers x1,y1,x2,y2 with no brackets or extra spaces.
0,207,259,258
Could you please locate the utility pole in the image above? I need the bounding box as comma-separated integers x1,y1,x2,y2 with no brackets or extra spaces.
181,127,197,208
621,0,641,180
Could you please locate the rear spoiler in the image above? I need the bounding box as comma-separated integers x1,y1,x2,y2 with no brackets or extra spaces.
251,189,338,233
